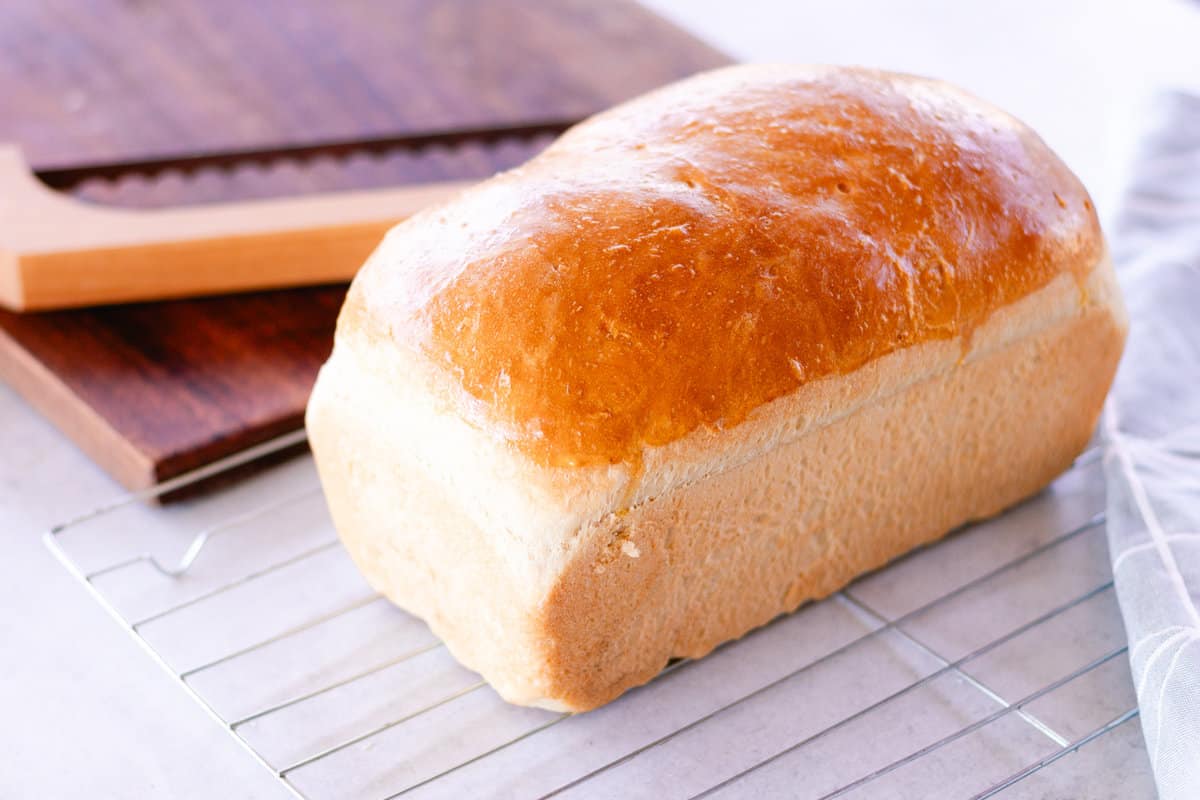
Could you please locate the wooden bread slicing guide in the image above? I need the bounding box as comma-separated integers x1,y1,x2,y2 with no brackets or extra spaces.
0,120,575,312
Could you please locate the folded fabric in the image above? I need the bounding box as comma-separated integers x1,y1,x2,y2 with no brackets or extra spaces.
1105,90,1200,800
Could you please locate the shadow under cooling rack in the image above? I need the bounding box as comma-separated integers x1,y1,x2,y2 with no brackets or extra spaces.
45,432,1151,799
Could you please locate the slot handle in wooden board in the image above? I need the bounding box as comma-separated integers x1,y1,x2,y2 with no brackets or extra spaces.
0,145,469,311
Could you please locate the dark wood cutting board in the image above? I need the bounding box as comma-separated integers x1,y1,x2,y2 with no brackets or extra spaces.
0,0,730,490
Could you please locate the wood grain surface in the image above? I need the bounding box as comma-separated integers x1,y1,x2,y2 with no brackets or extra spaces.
0,153,473,310
0,0,729,490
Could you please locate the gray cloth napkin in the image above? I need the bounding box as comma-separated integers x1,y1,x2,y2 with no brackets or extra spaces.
1104,90,1200,799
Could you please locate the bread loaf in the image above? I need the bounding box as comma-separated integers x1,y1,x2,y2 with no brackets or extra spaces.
306,64,1127,711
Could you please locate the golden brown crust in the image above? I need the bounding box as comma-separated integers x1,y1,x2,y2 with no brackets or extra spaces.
343,64,1102,469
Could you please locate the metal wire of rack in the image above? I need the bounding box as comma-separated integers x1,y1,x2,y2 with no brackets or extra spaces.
45,431,1149,799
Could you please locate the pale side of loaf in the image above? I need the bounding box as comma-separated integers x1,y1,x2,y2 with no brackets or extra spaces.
306,64,1127,711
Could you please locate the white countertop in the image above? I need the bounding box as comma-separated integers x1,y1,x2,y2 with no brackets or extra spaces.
3,2,1198,797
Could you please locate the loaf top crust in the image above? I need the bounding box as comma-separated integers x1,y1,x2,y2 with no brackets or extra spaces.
341,64,1102,469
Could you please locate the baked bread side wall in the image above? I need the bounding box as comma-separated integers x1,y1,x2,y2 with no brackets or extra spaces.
535,275,1126,710
306,355,566,708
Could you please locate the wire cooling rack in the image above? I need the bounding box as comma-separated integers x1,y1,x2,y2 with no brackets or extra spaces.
45,431,1152,799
